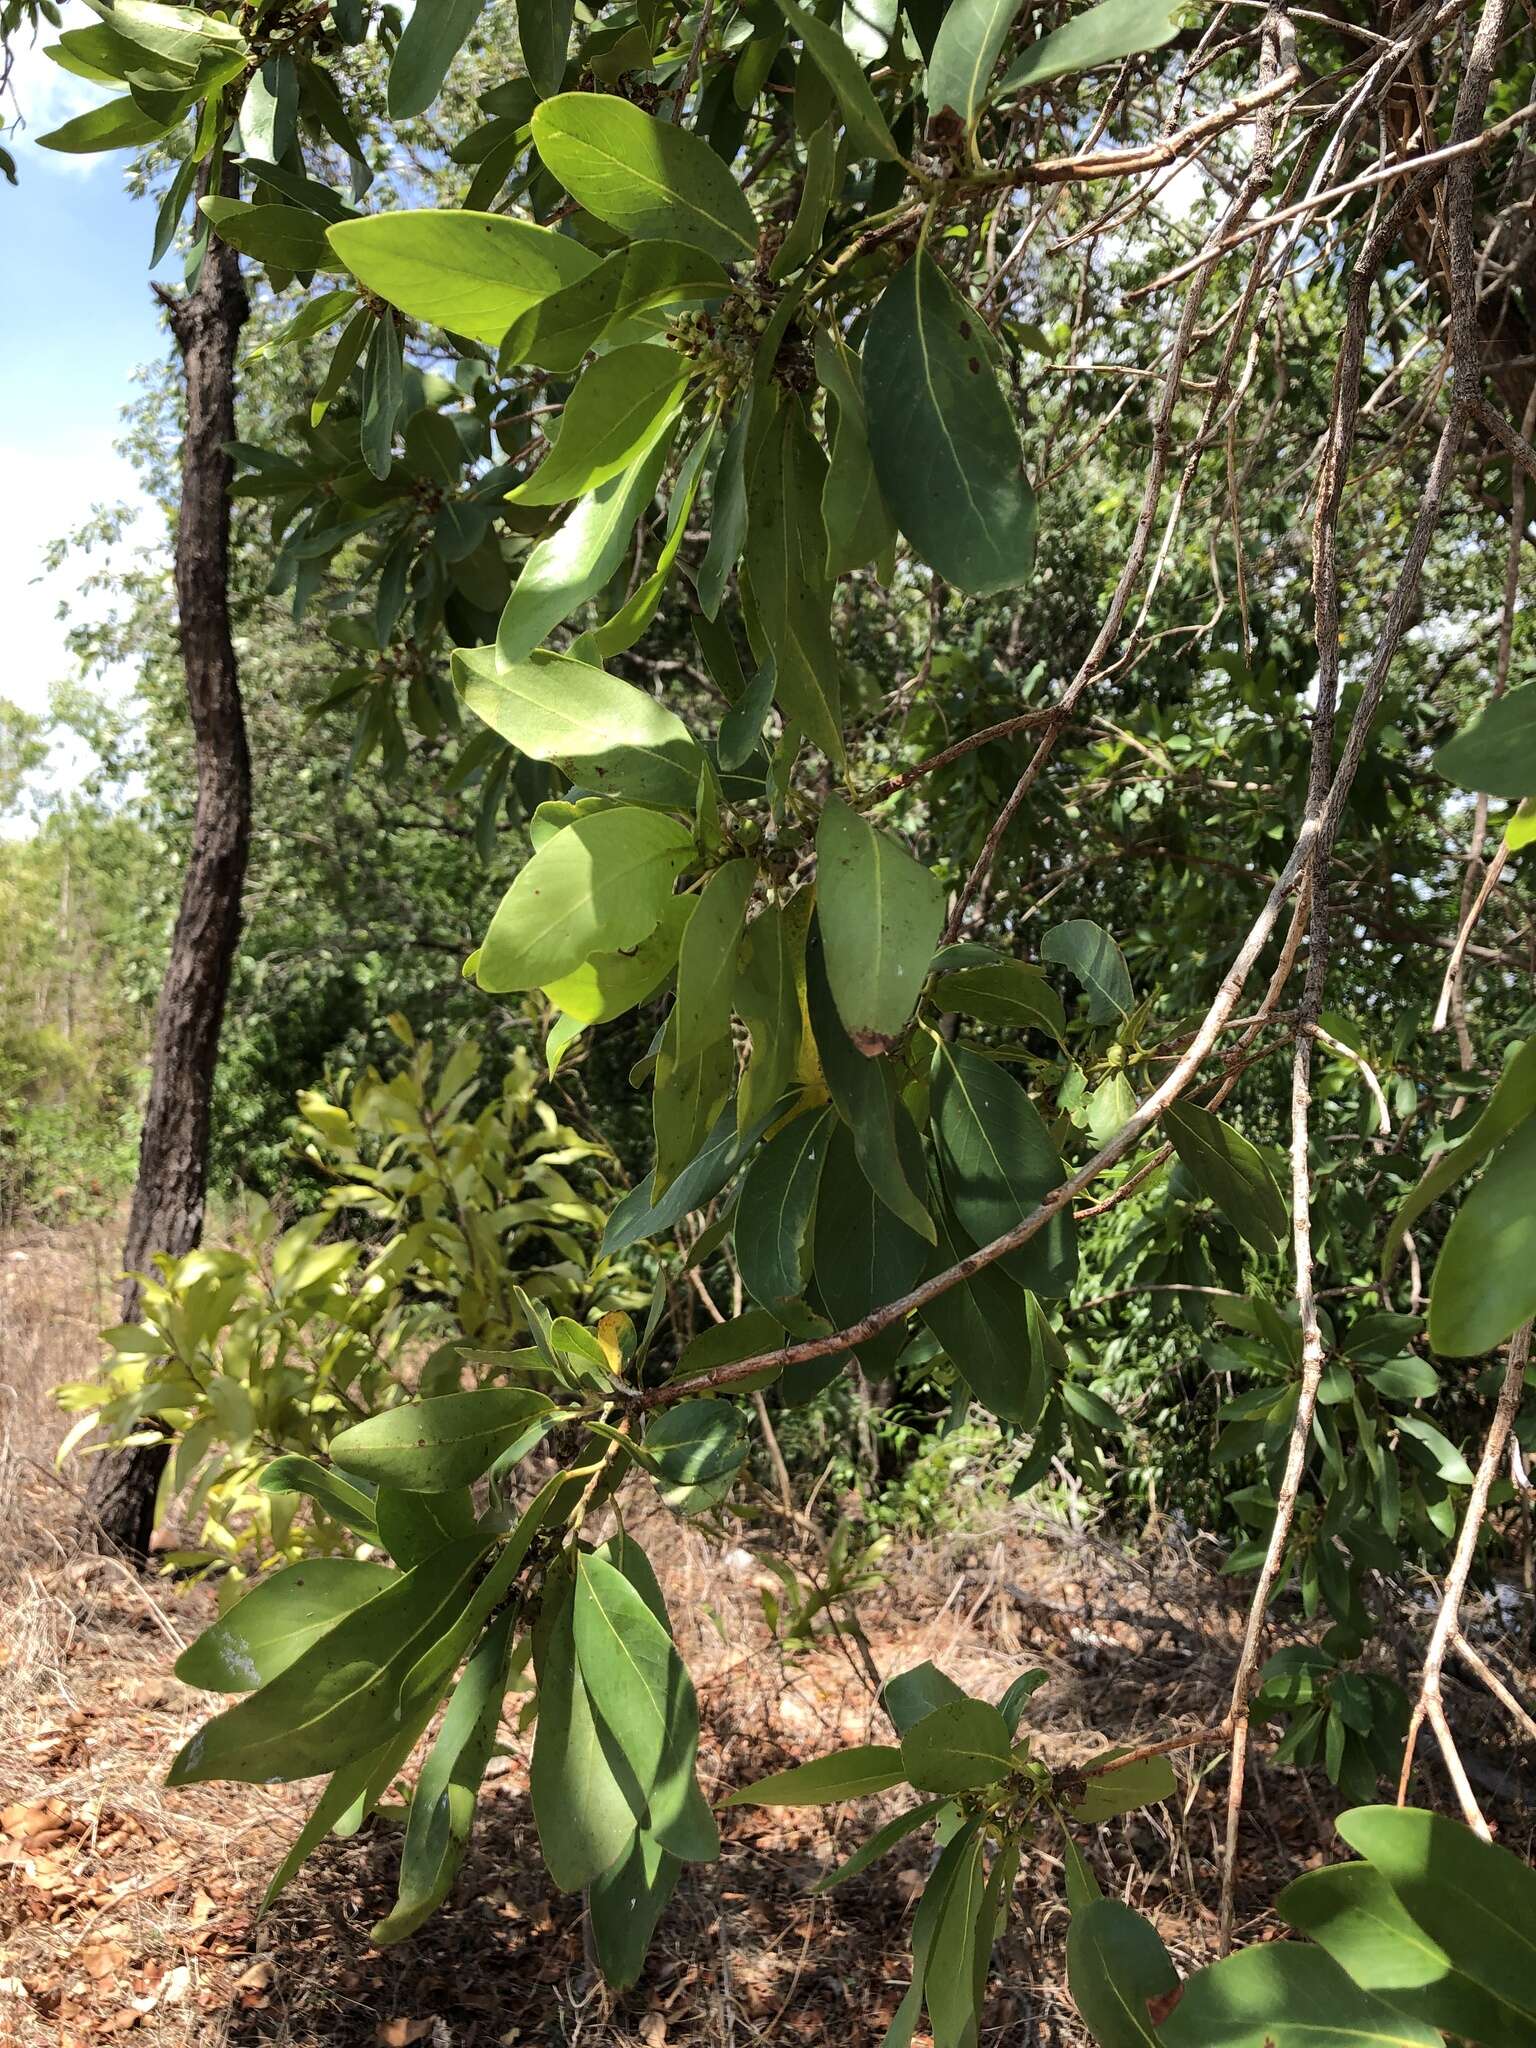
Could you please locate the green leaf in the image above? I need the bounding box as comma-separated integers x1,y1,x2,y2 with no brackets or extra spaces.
698,402,752,621
815,1114,931,1340
531,1569,640,1890
573,1553,718,1860
455,644,703,807
327,211,597,345
543,895,694,1026
932,961,1066,1043
1382,1039,1536,1278
644,1398,748,1509
881,1661,968,1736
388,0,487,117
258,1453,379,1538
517,0,576,97
816,799,944,1054
372,1607,513,1945
900,1697,1013,1793
1066,1898,1179,2048
502,239,727,374
495,420,676,665
1337,1806,1536,2024
930,1040,1076,1295
1164,1102,1288,1254
735,896,805,1132
863,251,1035,596
1394,1414,1475,1484
816,331,898,577
673,860,756,1061
174,1559,396,1694
1065,1754,1175,1822
1277,1860,1536,2047
477,806,696,993
814,1797,950,1891
1427,1115,1536,1355
923,1822,993,2048
736,1106,834,1316
744,401,845,767
996,0,1181,99
806,919,934,1241
1159,1941,1442,2048
328,1389,552,1492
532,93,758,262
1434,684,1536,799
725,1745,908,1805
652,1007,735,1199
602,1102,770,1257
511,345,690,505
167,1539,492,1786
927,0,1024,129
360,312,404,480
375,1487,480,1570
195,199,335,273
771,120,838,281
37,91,181,152
998,1669,1048,1734
1041,919,1132,1022
920,1210,1046,1425
773,0,901,160
590,1829,681,1988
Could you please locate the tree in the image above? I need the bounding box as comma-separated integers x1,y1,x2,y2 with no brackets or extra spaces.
19,0,1536,2037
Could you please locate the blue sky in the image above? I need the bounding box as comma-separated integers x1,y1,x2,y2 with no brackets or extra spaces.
2,3,170,741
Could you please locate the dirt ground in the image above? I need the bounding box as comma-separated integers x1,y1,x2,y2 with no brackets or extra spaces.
2,1225,1532,2048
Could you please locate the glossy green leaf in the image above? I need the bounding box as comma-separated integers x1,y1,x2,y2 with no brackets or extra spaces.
735,1105,833,1315
863,251,1035,596
673,860,755,1061
773,0,901,160
725,1744,908,1805
743,401,845,767
1277,1861,1536,2047
168,1539,491,1786
573,1553,717,1859
516,0,576,96
372,1607,513,1945
328,1389,552,1491
814,1797,950,1891
543,895,694,1025
495,419,676,665
531,1569,639,1890
998,1669,1048,1734
175,1559,395,1694
1066,1898,1179,2048
455,644,703,807
931,1040,1076,1295
644,1398,748,1508
374,1487,479,1570
920,1211,1045,1426
477,806,695,993
996,0,1181,98
816,331,897,577
1336,1805,1536,2024
698,402,751,620
1065,1754,1175,1822
199,199,336,272
38,92,181,152
816,798,943,1054
806,919,934,1240
511,346,690,505
924,1821,993,2048
900,1697,1013,1793
327,211,596,345
1041,918,1132,1022
502,240,727,373
590,1829,681,1988
1427,1115,1536,1355
601,1101,770,1257
1433,684,1536,799
814,1114,931,1339
360,312,404,480
532,93,758,261
1382,1039,1536,1277
652,1007,735,1198
258,1454,378,1538
388,0,487,117
932,961,1065,1042
881,1660,967,1736
1160,1941,1441,2048
927,0,1024,128
771,121,837,280
1163,1102,1287,1254
735,896,805,1131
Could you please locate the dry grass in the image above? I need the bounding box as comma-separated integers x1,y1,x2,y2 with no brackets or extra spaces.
2,1225,1531,2047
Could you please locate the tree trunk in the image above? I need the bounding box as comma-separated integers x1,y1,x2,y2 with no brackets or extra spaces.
86,220,251,1564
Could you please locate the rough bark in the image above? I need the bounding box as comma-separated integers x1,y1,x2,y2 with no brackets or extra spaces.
85,219,251,1564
